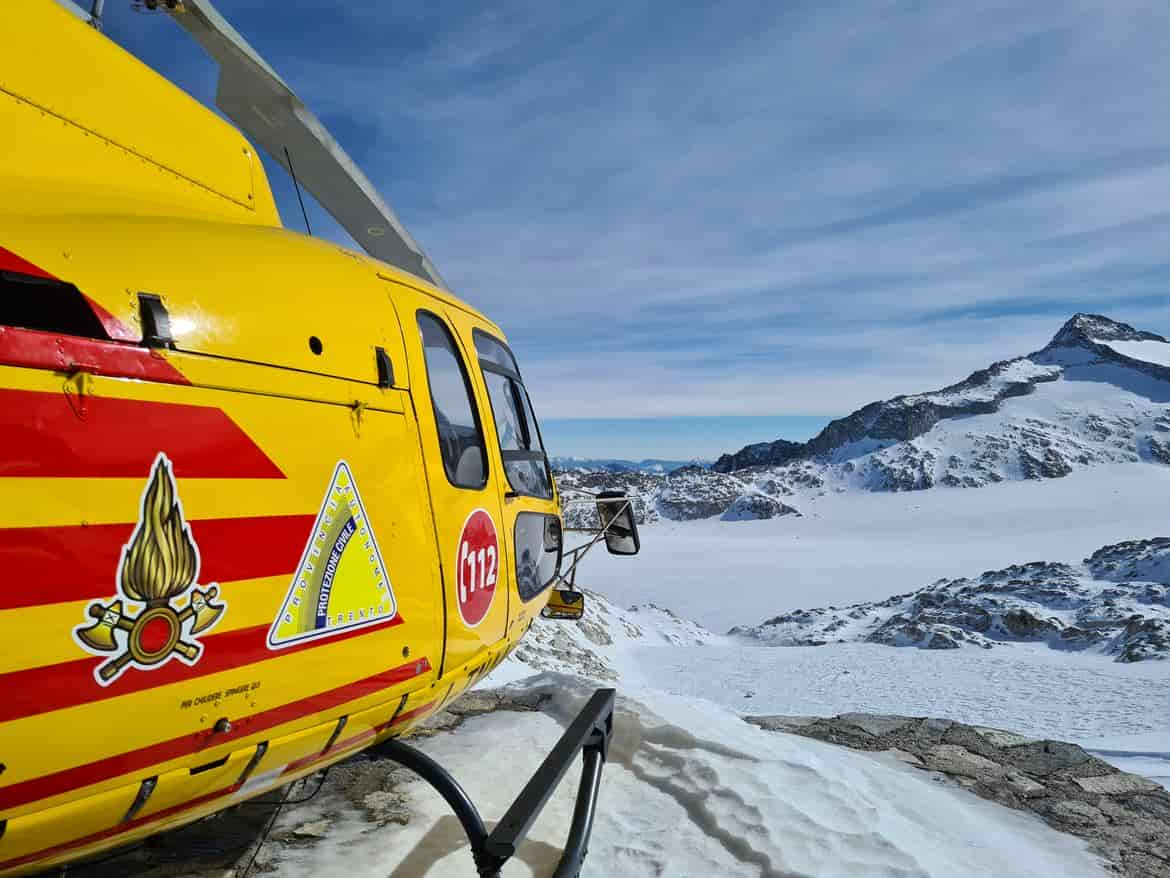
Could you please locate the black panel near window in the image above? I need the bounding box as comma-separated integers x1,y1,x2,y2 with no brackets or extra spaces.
515,512,562,600
418,312,487,489
0,271,109,339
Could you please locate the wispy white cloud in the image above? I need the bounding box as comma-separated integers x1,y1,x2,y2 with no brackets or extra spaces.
111,1,1170,428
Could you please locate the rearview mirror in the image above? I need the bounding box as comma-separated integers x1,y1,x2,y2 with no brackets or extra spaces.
596,491,640,556
542,588,585,620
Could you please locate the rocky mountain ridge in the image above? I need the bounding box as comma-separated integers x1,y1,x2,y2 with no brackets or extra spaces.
550,456,708,474
730,537,1170,662
714,313,1169,474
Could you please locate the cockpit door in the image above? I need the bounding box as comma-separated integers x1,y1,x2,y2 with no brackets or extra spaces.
388,285,508,675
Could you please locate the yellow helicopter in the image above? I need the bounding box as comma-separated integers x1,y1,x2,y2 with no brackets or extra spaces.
0,1,641,874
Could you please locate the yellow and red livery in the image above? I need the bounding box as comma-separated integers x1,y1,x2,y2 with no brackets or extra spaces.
0,2,583,873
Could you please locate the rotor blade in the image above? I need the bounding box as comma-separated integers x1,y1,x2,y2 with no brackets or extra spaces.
163,0,446,289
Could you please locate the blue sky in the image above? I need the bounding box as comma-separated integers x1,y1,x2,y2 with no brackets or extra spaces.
541,415,833,462
101,1,1170,458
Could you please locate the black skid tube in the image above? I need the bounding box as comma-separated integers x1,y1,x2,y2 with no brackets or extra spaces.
370,688,615,878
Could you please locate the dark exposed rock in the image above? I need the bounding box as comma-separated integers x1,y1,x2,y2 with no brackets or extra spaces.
747,711,1170,878
867,444,937,490
1117,618,1170,662
1147,437,1170,465
720,493,800,521
1018,446,1074,480
1085,538,1170,585
997,608,1062,639
735,538,1170,661
656,466,745,520
924,629,961,649
713,438,804,473
1048,313,1166,347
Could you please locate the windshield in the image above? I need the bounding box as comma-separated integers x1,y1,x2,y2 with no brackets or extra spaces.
473,330,553,499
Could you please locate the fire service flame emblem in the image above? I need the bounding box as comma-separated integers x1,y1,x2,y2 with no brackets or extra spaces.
74,453,226,685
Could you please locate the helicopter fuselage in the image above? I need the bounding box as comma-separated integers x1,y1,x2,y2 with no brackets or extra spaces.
0,3,562,873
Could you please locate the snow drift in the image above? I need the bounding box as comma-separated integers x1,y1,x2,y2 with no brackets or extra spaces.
264,677,1110,878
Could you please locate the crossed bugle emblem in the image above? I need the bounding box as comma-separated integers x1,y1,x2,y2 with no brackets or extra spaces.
74,454,226,685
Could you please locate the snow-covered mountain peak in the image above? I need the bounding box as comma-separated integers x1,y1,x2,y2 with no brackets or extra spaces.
1034,313,1170,376
1047,312,1167,349
705,313,1170,494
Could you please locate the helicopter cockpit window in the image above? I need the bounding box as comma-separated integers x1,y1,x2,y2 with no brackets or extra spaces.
418,313,488,489
473,330,554,500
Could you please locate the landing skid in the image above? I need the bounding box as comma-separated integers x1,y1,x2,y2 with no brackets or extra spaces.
371,688,615,877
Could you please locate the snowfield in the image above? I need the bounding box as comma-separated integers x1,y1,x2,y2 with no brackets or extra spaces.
495,585,1169,776
1106,339,1170,369
269,678,1111,878
626,641,1170,745
583,463,1170,633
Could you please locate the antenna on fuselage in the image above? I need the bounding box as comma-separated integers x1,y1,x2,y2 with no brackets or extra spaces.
149,0,448,290
283,147,313,237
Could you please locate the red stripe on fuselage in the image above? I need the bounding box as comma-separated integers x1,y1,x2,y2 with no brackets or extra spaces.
385,700,437,730
0,245,55,280
0,783,241,873
0,653,424,814
279,699,438,777
0,389,284,478
0,325,188,384
0,513,316,610
0,613,405,726
0,664,431,870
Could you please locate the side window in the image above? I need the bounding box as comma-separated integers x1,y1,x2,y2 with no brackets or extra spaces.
473,330,553,499
417,312,487,489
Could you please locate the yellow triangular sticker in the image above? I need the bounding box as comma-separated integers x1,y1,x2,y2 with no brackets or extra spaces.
268,461,397,649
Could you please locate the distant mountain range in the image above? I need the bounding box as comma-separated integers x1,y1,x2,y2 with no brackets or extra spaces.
550,457,707,474
557,313,1170,524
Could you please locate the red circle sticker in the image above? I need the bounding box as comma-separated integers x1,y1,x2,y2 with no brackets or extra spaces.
455,509,499,627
